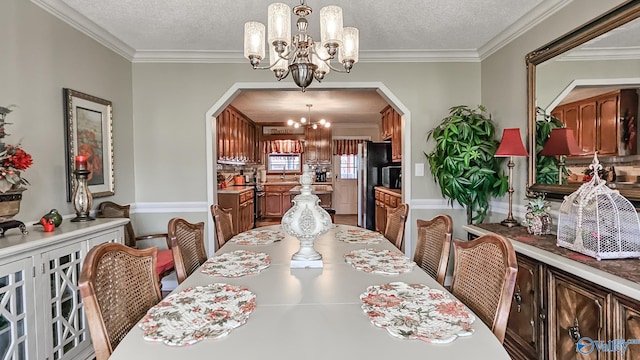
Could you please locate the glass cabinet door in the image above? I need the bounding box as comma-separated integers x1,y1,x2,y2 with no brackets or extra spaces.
0,258,36,360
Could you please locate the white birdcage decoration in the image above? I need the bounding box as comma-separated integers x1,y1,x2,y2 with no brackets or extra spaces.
557,153,640,260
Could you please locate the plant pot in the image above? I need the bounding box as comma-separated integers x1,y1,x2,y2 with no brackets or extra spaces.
526,212,552,236
0,189,24,222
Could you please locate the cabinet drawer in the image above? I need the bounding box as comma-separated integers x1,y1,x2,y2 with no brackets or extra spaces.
240,190,254,203
375,190,382,200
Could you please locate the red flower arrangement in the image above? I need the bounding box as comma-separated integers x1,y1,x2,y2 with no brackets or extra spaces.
0,105,33,193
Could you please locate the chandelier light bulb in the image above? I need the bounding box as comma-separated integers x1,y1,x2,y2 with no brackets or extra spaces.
301,117,307,124
319,118,326,125
294,123,300,128
324,122,331,128
287,119,294,126
312,124,318,129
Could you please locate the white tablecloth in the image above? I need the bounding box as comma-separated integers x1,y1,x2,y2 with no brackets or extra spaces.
109,224,510,359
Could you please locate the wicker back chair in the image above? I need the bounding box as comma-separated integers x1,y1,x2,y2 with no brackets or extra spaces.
210,204,236,249
450,234,518,344
96,201,175,284
168,218,207,284
79,242,162,360
384,203,409,250
413,215,453,286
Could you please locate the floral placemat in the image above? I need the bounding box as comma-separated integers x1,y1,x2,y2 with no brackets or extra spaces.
360,282,475,343
139,283,256,346
344,248,415,275
202,250,271,277
230,226,285,245
336,227,386,244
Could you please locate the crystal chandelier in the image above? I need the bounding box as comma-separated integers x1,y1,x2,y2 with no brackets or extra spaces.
287,104,330,129
243,1,359,91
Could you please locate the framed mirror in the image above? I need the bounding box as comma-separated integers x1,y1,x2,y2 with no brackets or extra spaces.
527,1,640,205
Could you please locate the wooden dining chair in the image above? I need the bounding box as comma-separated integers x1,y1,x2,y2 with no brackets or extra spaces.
383,203,409,250
210,204,236,249
414,215,453,286
450,233,518,344
168,217,207,284
96,201,175,285
79,242,162,360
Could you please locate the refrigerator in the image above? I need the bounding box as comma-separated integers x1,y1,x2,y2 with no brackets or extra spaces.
357,141,392,230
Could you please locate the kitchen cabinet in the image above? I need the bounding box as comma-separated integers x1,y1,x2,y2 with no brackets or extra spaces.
217,106,261,164
289,185,333,209
465,224,640,360
551,89,638,157
380,105,402,161
264,184,295,217
218,187,255,233
304,126,332,164
374,187,402,233
0,219,126,360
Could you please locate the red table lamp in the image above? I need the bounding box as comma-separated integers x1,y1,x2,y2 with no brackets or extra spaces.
540,128,580,184
495,128,529,227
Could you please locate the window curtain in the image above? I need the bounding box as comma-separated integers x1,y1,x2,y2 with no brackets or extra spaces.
333,139,365,155
264,140,304,154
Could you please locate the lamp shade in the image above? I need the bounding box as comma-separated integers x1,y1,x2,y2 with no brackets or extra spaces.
495,128,528,157
540,128,580,156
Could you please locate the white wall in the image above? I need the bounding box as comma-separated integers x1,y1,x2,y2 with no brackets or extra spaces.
1,0,135,223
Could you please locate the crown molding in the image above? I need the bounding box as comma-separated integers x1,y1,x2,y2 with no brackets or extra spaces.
31,0,135,61
558,46,640,61
478,0,574,60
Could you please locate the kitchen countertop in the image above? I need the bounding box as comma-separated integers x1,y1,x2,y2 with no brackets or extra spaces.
289,185,333,194
217,185,255,194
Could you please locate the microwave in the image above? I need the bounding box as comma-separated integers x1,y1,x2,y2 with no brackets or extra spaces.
382,166,402,189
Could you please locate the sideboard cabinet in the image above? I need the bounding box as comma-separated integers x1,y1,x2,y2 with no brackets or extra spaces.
0,218,127,360
465,223,640,360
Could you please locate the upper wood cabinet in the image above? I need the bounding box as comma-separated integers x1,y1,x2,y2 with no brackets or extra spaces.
551,89,638,157
304,126,332,164
380,105,402,161
217,106,261,164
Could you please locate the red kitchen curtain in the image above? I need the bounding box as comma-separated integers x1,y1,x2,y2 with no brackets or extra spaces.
333,139,364,155
264,140,304,154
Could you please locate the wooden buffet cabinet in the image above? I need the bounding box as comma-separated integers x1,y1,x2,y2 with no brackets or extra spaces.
380,105,402,162
551,89,638,157
217,105,261,164
217,187,255,234
374,186,402,233
465,223,640,360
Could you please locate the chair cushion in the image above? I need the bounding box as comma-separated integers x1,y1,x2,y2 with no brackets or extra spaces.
156,249,175,276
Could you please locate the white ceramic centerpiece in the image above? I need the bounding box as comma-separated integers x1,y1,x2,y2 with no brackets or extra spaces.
282,165,332,268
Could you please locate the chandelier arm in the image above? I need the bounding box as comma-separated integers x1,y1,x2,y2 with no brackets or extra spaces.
325,61,349,73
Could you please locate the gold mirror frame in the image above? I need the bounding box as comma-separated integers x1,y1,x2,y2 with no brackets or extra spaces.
526,0,640,204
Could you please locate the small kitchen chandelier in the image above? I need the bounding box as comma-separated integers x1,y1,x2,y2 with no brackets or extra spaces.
287,104,330,129
243,1,359,92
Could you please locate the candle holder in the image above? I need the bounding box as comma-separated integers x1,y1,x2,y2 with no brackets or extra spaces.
71,168,94,222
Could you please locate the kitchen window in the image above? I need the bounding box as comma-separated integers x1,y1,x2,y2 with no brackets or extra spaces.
267,154,301,173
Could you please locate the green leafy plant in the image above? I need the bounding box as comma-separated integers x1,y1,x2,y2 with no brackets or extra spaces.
426,105,508,224
535,107,565,184
525,195,550,215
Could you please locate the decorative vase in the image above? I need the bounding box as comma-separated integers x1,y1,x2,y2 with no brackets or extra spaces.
281,165,332,268
0,189,24,221
526,212,552,236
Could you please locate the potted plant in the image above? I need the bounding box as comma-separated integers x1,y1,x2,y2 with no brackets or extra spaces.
524,195,552,235
426,105,508,224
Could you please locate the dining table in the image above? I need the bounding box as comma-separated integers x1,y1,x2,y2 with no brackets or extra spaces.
109,224,510,359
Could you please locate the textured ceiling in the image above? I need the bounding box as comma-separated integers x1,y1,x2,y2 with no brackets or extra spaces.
33,0,571,61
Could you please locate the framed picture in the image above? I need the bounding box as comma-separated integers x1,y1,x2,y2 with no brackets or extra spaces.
64,88,114,201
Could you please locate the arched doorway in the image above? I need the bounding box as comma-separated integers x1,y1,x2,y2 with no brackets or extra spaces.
205,82,413,254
